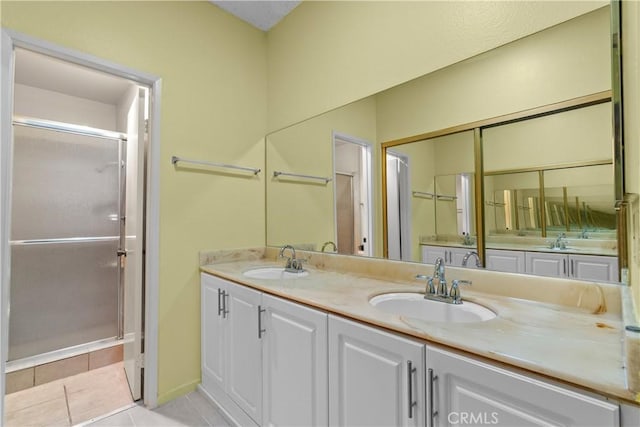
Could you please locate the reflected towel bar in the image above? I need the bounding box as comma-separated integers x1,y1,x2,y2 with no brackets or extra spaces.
436,195,457,201
273,171,332,184
412,191,435,199
171,156,261,175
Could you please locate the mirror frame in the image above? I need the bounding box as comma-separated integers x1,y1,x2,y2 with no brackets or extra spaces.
381,90,622,273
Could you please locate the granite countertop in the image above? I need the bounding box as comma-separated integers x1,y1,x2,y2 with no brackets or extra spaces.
200,249,636,404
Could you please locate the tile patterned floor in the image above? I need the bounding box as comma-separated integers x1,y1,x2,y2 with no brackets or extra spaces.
4,361,228,427
4,362,133,426
85,391,230,427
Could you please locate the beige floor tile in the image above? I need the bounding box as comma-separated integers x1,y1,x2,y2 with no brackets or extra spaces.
89,345,123,370
6,367,35,394
4,395,70,427
65,362,133,425
4,380,65,412
35,354,89,385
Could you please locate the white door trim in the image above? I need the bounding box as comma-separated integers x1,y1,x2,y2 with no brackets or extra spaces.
0,29,161,413
386,149,412,261
332,131,374,256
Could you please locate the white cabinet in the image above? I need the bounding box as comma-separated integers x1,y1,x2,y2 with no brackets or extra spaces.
328,315,425,427
485,249,526,273
201,273,328,427
525,252,618,282
201,273,262,426
427,346,620,427
421,245,479,268
525,251,568,278
571,254,619,282
262,294,328,427
226,282,263,423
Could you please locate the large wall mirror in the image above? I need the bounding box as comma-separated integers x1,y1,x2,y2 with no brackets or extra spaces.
265,4,624,282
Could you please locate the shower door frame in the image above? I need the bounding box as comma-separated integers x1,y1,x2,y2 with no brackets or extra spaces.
0,29,162,416
10,116,128,356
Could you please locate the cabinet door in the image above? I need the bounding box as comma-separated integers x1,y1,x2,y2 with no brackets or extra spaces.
486,249,525,273
427,346,619,427
226,282,263,424
200,273,227,394
570,254,619,282
421,245,448,265
262,294,328,427
525,251,568,278
329,315,425,427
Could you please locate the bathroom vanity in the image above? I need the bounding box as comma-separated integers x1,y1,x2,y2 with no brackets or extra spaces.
199,248,639,427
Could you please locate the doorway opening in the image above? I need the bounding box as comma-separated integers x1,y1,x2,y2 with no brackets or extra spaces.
333,132,373,256
386,150,411,261
3,47,148,425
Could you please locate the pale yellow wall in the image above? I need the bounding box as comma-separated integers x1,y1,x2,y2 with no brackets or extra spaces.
266,97,377,252
267,0,607,132
483,103,612,171
375,6,610,143
2,1,267,404
623,0,640,313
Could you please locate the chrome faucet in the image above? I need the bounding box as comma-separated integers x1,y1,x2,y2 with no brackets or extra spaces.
321,241,337,252
461,251,482,268
433,257,447,296
278,244,305,272
580,229,589,239
416,257,472,304
552,233,567,249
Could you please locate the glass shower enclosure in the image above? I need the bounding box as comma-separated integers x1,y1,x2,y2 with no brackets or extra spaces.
9,119,125,362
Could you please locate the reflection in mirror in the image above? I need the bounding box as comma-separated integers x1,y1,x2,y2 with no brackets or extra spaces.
386,131,475,262
266,97,377,254
544,165,616,235
485,172,540,237
483,101,618,281
435,173,475,239
266,5,617,269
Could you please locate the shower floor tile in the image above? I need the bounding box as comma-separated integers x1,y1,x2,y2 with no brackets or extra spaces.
4,362,132,426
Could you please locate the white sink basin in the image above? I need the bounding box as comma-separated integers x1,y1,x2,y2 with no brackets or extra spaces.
370,293,496,323
243,267,309,280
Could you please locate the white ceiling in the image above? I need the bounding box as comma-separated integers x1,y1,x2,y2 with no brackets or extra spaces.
210,0,301,31
15,48,133,106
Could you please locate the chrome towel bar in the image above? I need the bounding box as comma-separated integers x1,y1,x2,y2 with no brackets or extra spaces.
171,156,261,175
273,171,332,184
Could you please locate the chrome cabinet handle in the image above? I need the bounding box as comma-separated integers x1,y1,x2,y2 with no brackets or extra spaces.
222,291,229,318
258,305,266,339
571,259,575,276
217,288,224,317
563,258,567,275
428,368,438,427
407,361,417,419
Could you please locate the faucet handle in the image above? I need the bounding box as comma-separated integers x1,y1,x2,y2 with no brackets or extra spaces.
450,279,471,304
290,258,307,271
450,280,462,304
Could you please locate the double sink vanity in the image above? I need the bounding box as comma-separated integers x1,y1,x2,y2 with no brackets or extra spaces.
198,247,639,427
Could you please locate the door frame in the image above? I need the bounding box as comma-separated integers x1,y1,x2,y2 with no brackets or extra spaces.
332,131,374,256
0,29,162,414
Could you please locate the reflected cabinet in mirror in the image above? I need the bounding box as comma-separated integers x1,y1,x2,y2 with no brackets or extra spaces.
265,5,624,282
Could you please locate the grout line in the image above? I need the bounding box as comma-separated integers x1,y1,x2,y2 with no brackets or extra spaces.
63,384,73,426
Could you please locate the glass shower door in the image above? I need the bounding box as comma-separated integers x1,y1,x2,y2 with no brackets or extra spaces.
9,124,122,361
